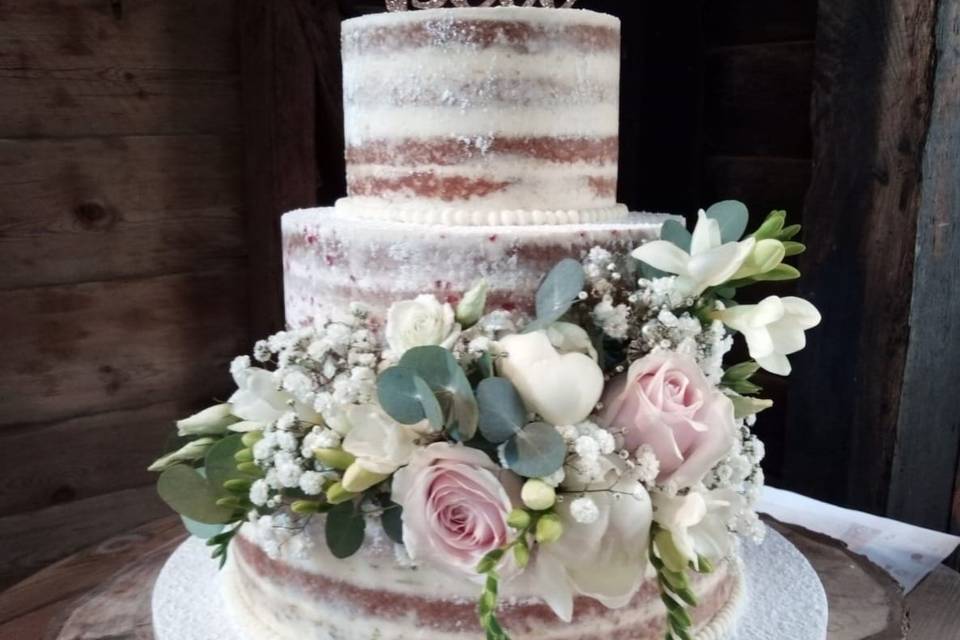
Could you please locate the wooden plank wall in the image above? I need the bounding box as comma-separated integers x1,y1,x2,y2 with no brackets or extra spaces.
783,0,960,537
0,0,248,588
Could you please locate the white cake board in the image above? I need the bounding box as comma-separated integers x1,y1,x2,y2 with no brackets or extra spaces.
152,525,827,640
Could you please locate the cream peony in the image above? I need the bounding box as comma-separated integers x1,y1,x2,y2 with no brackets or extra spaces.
716,295,821,376
340,404,420,474
632,210,755,295
391,443,520,576
385,294,461,356
519,461,653,622
598,352,737,489
496,331,604,426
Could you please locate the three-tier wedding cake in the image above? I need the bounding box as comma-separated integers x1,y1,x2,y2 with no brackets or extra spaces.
150,4,822,640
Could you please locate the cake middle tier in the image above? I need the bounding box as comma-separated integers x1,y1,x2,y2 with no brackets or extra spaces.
282,208,670,328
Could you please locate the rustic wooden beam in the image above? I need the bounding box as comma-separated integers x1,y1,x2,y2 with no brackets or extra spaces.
886,0,960,531
783,0,957,528
240,0,344,338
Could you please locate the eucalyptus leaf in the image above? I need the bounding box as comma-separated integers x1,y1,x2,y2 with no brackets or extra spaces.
705,200,749,243
377,367,441,426
660,219,692,252
325,501,366,559
157,464,235,524
476,377,527,444
399,346,478,440
502,422,566,478
524,258,585,331
205,434,247,494
381,502,404,544
181,515,225,540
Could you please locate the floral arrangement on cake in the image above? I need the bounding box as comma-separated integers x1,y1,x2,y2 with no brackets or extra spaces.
150,201,819,640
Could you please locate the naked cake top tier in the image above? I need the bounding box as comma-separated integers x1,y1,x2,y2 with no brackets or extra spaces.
338,7,625,224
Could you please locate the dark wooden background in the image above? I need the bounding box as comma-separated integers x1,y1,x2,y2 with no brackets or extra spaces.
0,0,957,588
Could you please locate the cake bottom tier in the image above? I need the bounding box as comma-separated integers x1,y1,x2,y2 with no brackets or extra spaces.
222,532,743,640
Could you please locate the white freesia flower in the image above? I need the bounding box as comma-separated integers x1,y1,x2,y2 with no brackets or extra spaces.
652,487,742,569
341,404,420,474
519,463,653,622
385,294,461,357
229,367,321,424
497,331,604,426
716,296,821,375
632,210,756,295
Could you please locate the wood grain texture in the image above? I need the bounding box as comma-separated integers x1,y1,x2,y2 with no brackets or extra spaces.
0,516,183,634
782,0,940,514
0,269,249,428
0,0,237,72
0,135,244,290
704,42,815,158
907,565,960,638
240,0,327,337
704,0,818,46
0,487,171,590
0,67,239,138
886,0,960,532
0,399,219,518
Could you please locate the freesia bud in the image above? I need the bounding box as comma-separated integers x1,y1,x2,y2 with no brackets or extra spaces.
176,404,238,437
535,513,564,544
314,448,356,471
521,479,556,511
147,437,216,472
456,280,489,328
341,462,389,493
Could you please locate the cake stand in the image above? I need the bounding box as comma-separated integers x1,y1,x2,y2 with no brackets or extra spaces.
151,524,828,640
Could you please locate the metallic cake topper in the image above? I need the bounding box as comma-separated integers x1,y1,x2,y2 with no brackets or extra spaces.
386,0,578,10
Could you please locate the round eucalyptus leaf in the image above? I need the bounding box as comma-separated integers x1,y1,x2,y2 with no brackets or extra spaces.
660,219,692,252
399,346,478,439
325,501,366,559
477,377,526,444
157,464,235,524
378,367,430,425
413,375,443,430
502,422,566,478
204,434,247,494
705,200,749,243
532,258,585,328
181,515,225,540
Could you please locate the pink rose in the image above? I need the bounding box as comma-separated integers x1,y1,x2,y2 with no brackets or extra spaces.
391,443,520,575
598,352,736,488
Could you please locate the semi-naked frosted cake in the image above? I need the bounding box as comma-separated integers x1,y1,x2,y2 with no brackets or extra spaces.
151,3,823,640
243,6,741,639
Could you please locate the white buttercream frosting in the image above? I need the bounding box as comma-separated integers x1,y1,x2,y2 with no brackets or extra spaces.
335,197,630,226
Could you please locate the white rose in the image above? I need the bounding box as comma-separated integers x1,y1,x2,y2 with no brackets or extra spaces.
632,209,756,295
716,295,821,375
385,294,461,357
341,404,419,474
496,331,604,426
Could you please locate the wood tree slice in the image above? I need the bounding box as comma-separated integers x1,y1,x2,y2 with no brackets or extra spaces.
1,517,953,640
